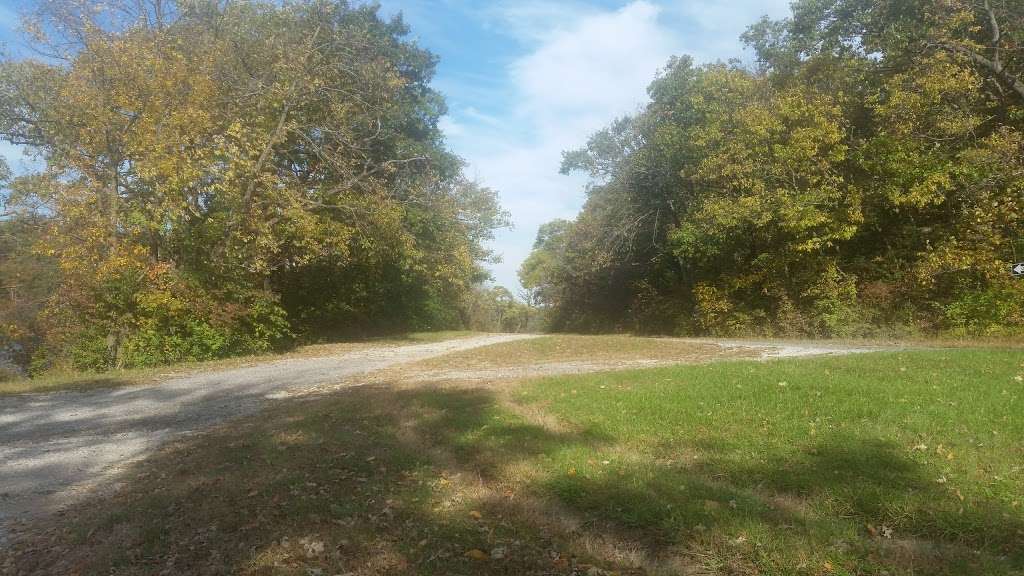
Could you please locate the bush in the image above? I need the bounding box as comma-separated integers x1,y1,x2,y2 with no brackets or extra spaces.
40,256,293,372
943,284,1024,337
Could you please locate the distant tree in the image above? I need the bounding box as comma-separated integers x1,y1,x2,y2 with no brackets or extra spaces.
461,284,531,333
0,164,58,374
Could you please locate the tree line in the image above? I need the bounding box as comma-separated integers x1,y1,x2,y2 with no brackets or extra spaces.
0,0,515,374
521,0,1024,338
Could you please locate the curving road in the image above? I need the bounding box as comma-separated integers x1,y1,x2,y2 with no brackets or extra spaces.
0,333,894,547
0,333,537,542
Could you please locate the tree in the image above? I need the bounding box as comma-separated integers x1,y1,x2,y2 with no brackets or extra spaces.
526,0,1024,337
0,0,509,370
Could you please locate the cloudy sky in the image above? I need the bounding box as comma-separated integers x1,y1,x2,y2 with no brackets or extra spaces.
0,0,794,291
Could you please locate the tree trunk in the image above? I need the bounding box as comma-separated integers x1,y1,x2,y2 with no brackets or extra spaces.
108,159,119,252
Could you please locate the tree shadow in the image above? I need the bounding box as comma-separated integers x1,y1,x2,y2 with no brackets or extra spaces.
540,434,1023,574
3,383,1021,576
3,385,612,575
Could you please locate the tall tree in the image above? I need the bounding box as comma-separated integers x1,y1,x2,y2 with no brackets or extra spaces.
0,0,508,370
528,0,1024,337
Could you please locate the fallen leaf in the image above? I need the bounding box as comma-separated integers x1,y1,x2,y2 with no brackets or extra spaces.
299,537,324,557
464,548,489,561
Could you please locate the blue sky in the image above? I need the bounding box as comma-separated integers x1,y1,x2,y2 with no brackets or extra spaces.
0,0,794,291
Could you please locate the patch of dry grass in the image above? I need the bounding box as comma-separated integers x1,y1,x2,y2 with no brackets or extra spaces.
3,384,619,576
406,334,753,373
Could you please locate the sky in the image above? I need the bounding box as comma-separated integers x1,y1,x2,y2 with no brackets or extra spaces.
373,0,793,292
0,0,794,292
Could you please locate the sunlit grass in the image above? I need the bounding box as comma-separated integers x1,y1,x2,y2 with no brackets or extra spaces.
516,349,1024,574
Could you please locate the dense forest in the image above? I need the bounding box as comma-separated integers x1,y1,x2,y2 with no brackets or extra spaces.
522,0,1024,338
0,0,519,374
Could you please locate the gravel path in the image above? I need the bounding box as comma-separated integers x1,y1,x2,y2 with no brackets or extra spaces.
0,334,893,546
0,333,537,541
400,339,896,383
673,338,896,358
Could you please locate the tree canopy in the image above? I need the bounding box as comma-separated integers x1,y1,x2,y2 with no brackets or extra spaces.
523,0,1024,337
0,0,509,371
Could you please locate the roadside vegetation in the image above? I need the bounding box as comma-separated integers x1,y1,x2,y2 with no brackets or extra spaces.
7,347,1021,575
521,0,1024,339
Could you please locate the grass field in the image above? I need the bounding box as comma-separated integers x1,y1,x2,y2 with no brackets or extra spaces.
0,330,477,395
6,347,1023,575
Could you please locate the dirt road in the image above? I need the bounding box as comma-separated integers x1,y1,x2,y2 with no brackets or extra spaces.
0,334,536,541
0,334,891,546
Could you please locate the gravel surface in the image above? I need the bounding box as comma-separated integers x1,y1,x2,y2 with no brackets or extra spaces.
674,338,897,358
399,339,896,383
0,334,892,546
0,333,536,543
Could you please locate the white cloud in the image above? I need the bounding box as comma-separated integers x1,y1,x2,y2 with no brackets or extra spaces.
479,1,600,43
439,0,795,291
438,116,465,138
454,1,684,290
512,2,674,130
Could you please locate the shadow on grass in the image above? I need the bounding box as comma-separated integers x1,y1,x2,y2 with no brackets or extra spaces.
5,383,1022,575
551,436,1023,573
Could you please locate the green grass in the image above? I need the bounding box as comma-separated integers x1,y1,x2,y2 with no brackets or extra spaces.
0,331,481,395
514,349,1024,574
6,348,1023,575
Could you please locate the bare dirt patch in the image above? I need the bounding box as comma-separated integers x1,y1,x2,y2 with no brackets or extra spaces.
389,335,758,384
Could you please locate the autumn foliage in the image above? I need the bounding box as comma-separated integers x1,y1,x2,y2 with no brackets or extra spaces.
522,0,1024,337
0,0,508,371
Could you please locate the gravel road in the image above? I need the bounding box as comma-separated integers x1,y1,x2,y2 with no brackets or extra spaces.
0,333,893,546
0,333,537,542
675,338,895,358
